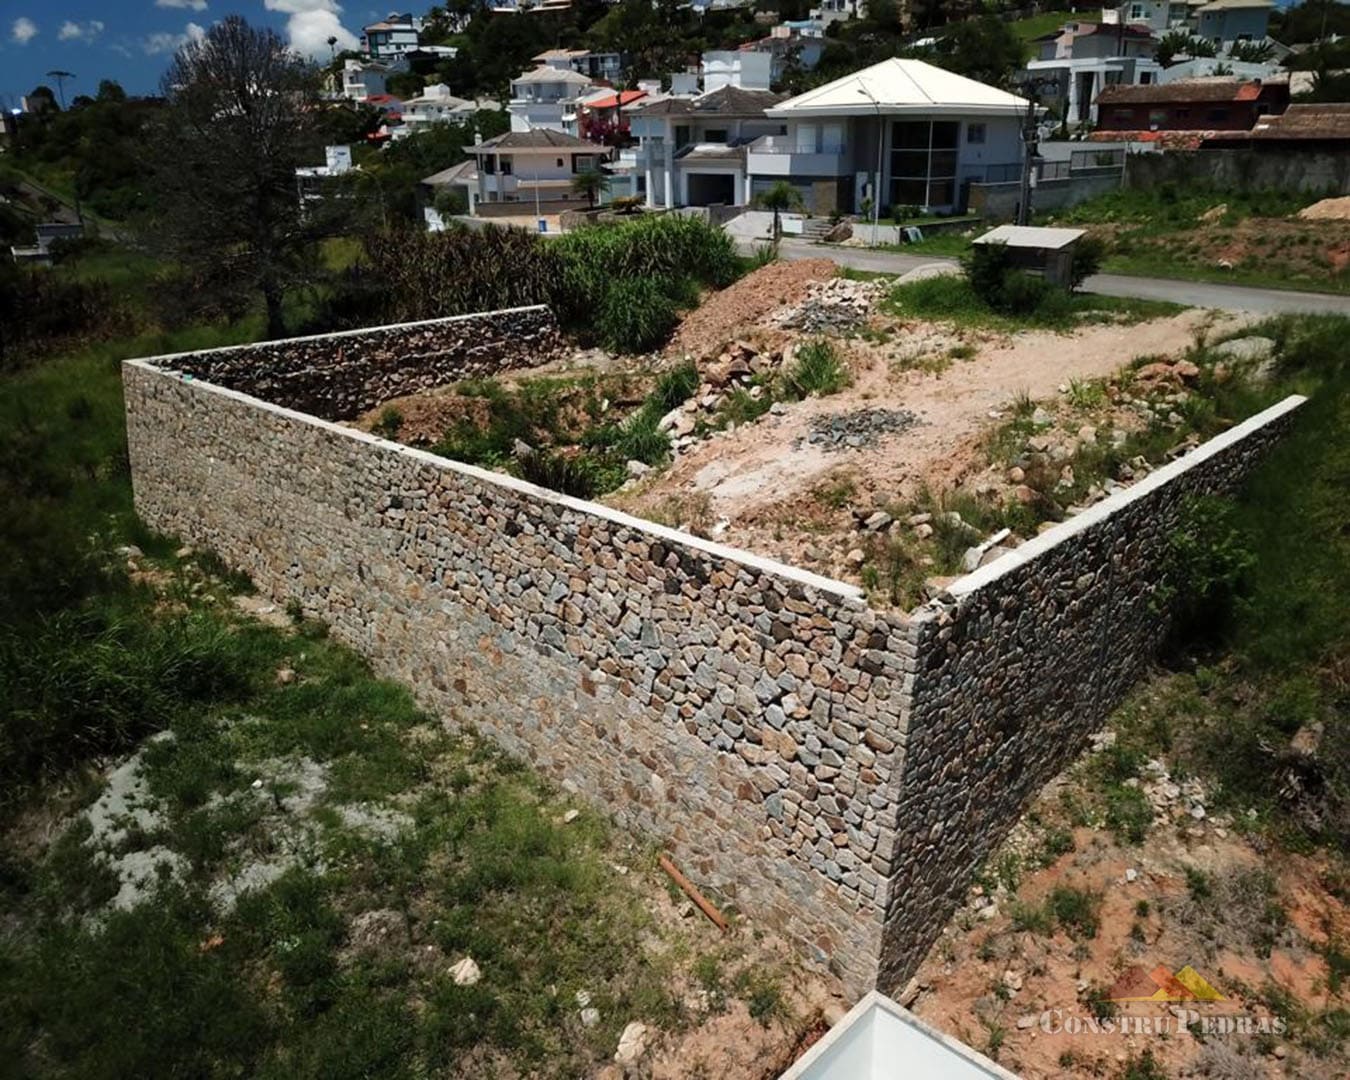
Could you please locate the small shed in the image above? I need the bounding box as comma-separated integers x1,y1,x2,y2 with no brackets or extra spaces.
972,225,1086,288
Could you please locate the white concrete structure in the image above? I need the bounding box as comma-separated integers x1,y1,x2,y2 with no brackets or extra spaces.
778,992,1019,1080
532,48,623,83
1026,22,1163,126
1102,0,1206,35
295,145,356,207
466,129,609,209
340,59,392,103
508,66,596,134
763,58,1029,214
399,83,477,135
702,50,774,93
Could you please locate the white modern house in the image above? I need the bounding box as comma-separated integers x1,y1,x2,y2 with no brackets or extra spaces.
701,50,775,93
760,59,1030,215
295,145,356,207
628,85,788,209
507,66,597,134
340,59,395,103
362,13,423,61
532,48,624,83
466,129,610,214
1101,0,1206,35
1026,22,1163,126
398,83,478,136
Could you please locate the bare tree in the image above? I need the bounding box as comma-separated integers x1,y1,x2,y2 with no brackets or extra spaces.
151,16,322,338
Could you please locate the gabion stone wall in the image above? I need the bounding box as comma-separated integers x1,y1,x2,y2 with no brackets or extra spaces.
157,306,563,421
121,313,1304,998
874,395,1305,990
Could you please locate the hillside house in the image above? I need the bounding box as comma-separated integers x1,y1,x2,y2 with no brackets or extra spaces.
399,83,477,135
1095,77,1289,132
508,66,597,134
761,59,1030,215
340,59,394,103
466,129,610,214
532,48,623,83
362,13,422,61
1027,21,1163,126
1101,0,1207,35
1194,0,1274,49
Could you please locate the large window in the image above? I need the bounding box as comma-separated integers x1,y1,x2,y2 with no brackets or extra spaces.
890,120,959,209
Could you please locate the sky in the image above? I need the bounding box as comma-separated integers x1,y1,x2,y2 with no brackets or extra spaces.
0,0,391,105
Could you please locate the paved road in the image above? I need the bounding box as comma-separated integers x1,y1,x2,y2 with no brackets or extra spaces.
763,238,1350,317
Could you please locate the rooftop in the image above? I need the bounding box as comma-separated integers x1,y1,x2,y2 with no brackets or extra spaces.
421,160,478,186
974,225,1086,251
1228,102,1350,141
1095,78,1269,104
635,84,786,116
767,58,1030,118
511,65,595,86
468,129,606,151
1195,0,1274,10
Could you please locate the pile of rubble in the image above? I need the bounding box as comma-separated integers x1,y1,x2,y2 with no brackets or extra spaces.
794,407,919,452
768,276,885,332
657,340,788,453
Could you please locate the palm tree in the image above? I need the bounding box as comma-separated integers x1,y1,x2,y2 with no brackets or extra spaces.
572,168,611,210
755,180,804,242
326,35,338,61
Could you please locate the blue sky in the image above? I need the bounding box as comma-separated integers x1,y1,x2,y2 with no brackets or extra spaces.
0,1,390,105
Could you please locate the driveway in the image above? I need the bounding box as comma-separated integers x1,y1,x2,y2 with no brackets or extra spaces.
762,238,1350,317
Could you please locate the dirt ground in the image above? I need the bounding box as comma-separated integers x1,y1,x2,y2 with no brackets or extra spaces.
903,712,1350,1080
614,297,1243,586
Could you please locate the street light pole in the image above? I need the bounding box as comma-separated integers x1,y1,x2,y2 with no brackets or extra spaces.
854,80,883,247
1016,75,1054,227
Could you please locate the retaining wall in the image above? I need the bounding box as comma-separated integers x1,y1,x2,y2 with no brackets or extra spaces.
1124,148,1350,195
122,313,1303,996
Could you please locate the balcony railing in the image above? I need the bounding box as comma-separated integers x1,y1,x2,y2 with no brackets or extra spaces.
748,135,848,156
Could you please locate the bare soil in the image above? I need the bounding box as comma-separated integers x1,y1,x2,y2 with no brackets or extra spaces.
613,305,1243,585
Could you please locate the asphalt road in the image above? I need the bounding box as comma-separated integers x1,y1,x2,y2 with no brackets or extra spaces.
764,238,1350,317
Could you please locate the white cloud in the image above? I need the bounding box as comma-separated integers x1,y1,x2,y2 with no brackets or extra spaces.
156,0,209,10
263,0,359,58
143,20,206,54
11,17,38,45
58,20,105,43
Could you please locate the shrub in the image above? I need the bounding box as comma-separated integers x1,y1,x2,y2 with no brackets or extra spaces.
783,338,849,398
1160,496,1256,649
596,277,680,354
650,360,698,412
514,450,600,499
1070,233,1107,290
1047,885,1102,939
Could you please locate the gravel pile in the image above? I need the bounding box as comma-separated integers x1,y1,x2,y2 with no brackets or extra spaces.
770,277,885,333
796,408,920,451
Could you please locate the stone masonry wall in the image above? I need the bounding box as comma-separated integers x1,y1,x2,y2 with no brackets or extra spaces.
158,307,563,421
122,317,1304,997
873,396,1305,991
124,358,918,994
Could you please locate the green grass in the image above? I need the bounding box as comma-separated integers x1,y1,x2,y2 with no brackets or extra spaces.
1009,10,1099,45
886,273,1183,332
1102,250,1350,297
873,234,974,258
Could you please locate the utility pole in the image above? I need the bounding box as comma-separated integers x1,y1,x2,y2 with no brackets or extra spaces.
1016,76,1054,227
854,79,884,246
45,69,84,226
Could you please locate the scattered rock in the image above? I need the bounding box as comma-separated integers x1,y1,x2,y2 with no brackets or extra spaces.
450,956,481,986
625,460,651,479
863,511,893,532
769,276,884,332
614,1021,651,1066
846,548,866,567
275,667,296,686
796,408,920,452
581,1007,601,1028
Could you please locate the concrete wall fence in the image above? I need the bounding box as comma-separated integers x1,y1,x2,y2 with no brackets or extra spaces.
123,308,1304,996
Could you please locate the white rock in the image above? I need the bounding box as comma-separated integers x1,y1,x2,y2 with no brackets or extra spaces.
614,1021,651,1065
563,809,580,823
581,1007,600,1028
450,957,481,986
626,459,652,478
1125,868,1138,883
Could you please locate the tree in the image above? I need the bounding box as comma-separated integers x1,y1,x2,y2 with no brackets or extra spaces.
572,168,611,209
149,16,324,338
1228,39,1274,64
929,16,1024,90
755,180,803,241
96,79,126,103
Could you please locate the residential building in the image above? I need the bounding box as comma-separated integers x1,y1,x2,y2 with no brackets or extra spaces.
399,83,478,135
1202,101,1350,148
532,48,623,83
760,58,1030,215
1195,0,1274,49
702,50,774,93
629,85,788,209
340,59,393,103
466,129,610,213
1094,78,1290,132
741,24,829,86
1026,22,1162,127
1157,56,1284,83
295,145,356,207
422,159,479,222
811,0,866,28
1101,0,1206,35
362,13,422,61
577,88,648,145
507,66,597,134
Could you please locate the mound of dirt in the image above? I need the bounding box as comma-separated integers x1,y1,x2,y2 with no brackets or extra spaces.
667,258,838,360
1297,196,1350,221
354,390,491,447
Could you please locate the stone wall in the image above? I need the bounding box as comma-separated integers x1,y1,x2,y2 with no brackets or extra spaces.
873,395,1305,989
1125,148,1350,196
157,307,563,421
124,357,916,994
122,318,1304,997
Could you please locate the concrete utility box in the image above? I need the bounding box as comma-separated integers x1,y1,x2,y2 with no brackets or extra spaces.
972,224,1086,288
778,992,1020,1079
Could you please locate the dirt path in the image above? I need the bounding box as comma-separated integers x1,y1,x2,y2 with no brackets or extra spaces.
615,308,1245,564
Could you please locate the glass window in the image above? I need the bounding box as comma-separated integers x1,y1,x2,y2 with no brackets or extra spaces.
966,123,986,145
889,120,961,209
